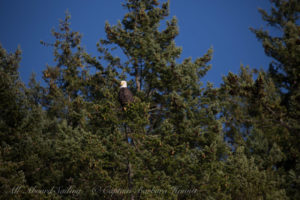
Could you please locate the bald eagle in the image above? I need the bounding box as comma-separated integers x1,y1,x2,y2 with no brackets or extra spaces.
119,81,134,110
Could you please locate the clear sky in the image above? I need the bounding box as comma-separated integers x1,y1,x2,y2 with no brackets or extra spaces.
0,0,272,86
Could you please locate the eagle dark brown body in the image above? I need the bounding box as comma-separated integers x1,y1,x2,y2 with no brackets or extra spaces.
119,87,134,108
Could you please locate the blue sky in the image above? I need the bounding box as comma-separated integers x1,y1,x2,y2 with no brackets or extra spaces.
0,0,272,86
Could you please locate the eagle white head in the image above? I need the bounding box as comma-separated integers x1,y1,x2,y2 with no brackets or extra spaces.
120,80,127,88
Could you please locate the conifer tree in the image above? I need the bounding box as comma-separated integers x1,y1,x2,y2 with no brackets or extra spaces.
0,44,28,199
214,66,288,199
251,0,300,198
3,0,298,199
37,13,116,199
0,45,55,199
41,12,89,129
101,0,229,199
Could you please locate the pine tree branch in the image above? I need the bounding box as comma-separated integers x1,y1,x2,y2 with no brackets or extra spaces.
262,103,293,132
